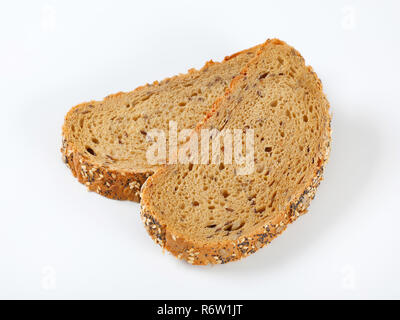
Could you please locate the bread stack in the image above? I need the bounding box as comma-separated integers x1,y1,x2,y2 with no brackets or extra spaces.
62,39,331,265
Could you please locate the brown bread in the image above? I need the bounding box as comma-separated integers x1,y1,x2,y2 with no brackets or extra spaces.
61,45,260,201
140,39,331,265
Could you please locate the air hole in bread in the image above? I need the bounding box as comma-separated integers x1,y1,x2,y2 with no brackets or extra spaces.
224,224,233,232
268,191,277,207
86,147,96,156
255,206,266,213
141,94,153,102
233,221,245,231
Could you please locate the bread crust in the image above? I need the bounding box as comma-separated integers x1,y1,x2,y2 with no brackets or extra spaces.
140,39,332,265
141,164,328,265
61,45,261,201
61,137,152,201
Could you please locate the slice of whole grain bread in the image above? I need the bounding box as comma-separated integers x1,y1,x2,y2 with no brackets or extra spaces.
140,39,331,265
62,45,260,201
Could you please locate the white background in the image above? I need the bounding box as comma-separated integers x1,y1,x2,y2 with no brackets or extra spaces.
0,0,399,299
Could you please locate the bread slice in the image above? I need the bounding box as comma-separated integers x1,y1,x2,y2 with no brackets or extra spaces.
61,45,260,201
140,39,331,265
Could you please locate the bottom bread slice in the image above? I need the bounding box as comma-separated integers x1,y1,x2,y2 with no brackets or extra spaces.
140,39,331,265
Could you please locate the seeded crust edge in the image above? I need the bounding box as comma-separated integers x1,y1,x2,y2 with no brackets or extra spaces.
61,137,152,201
61,45,261,201
139,39,332,265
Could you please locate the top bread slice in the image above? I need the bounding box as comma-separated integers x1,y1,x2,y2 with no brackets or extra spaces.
61,45,260,201
140,39,331,265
